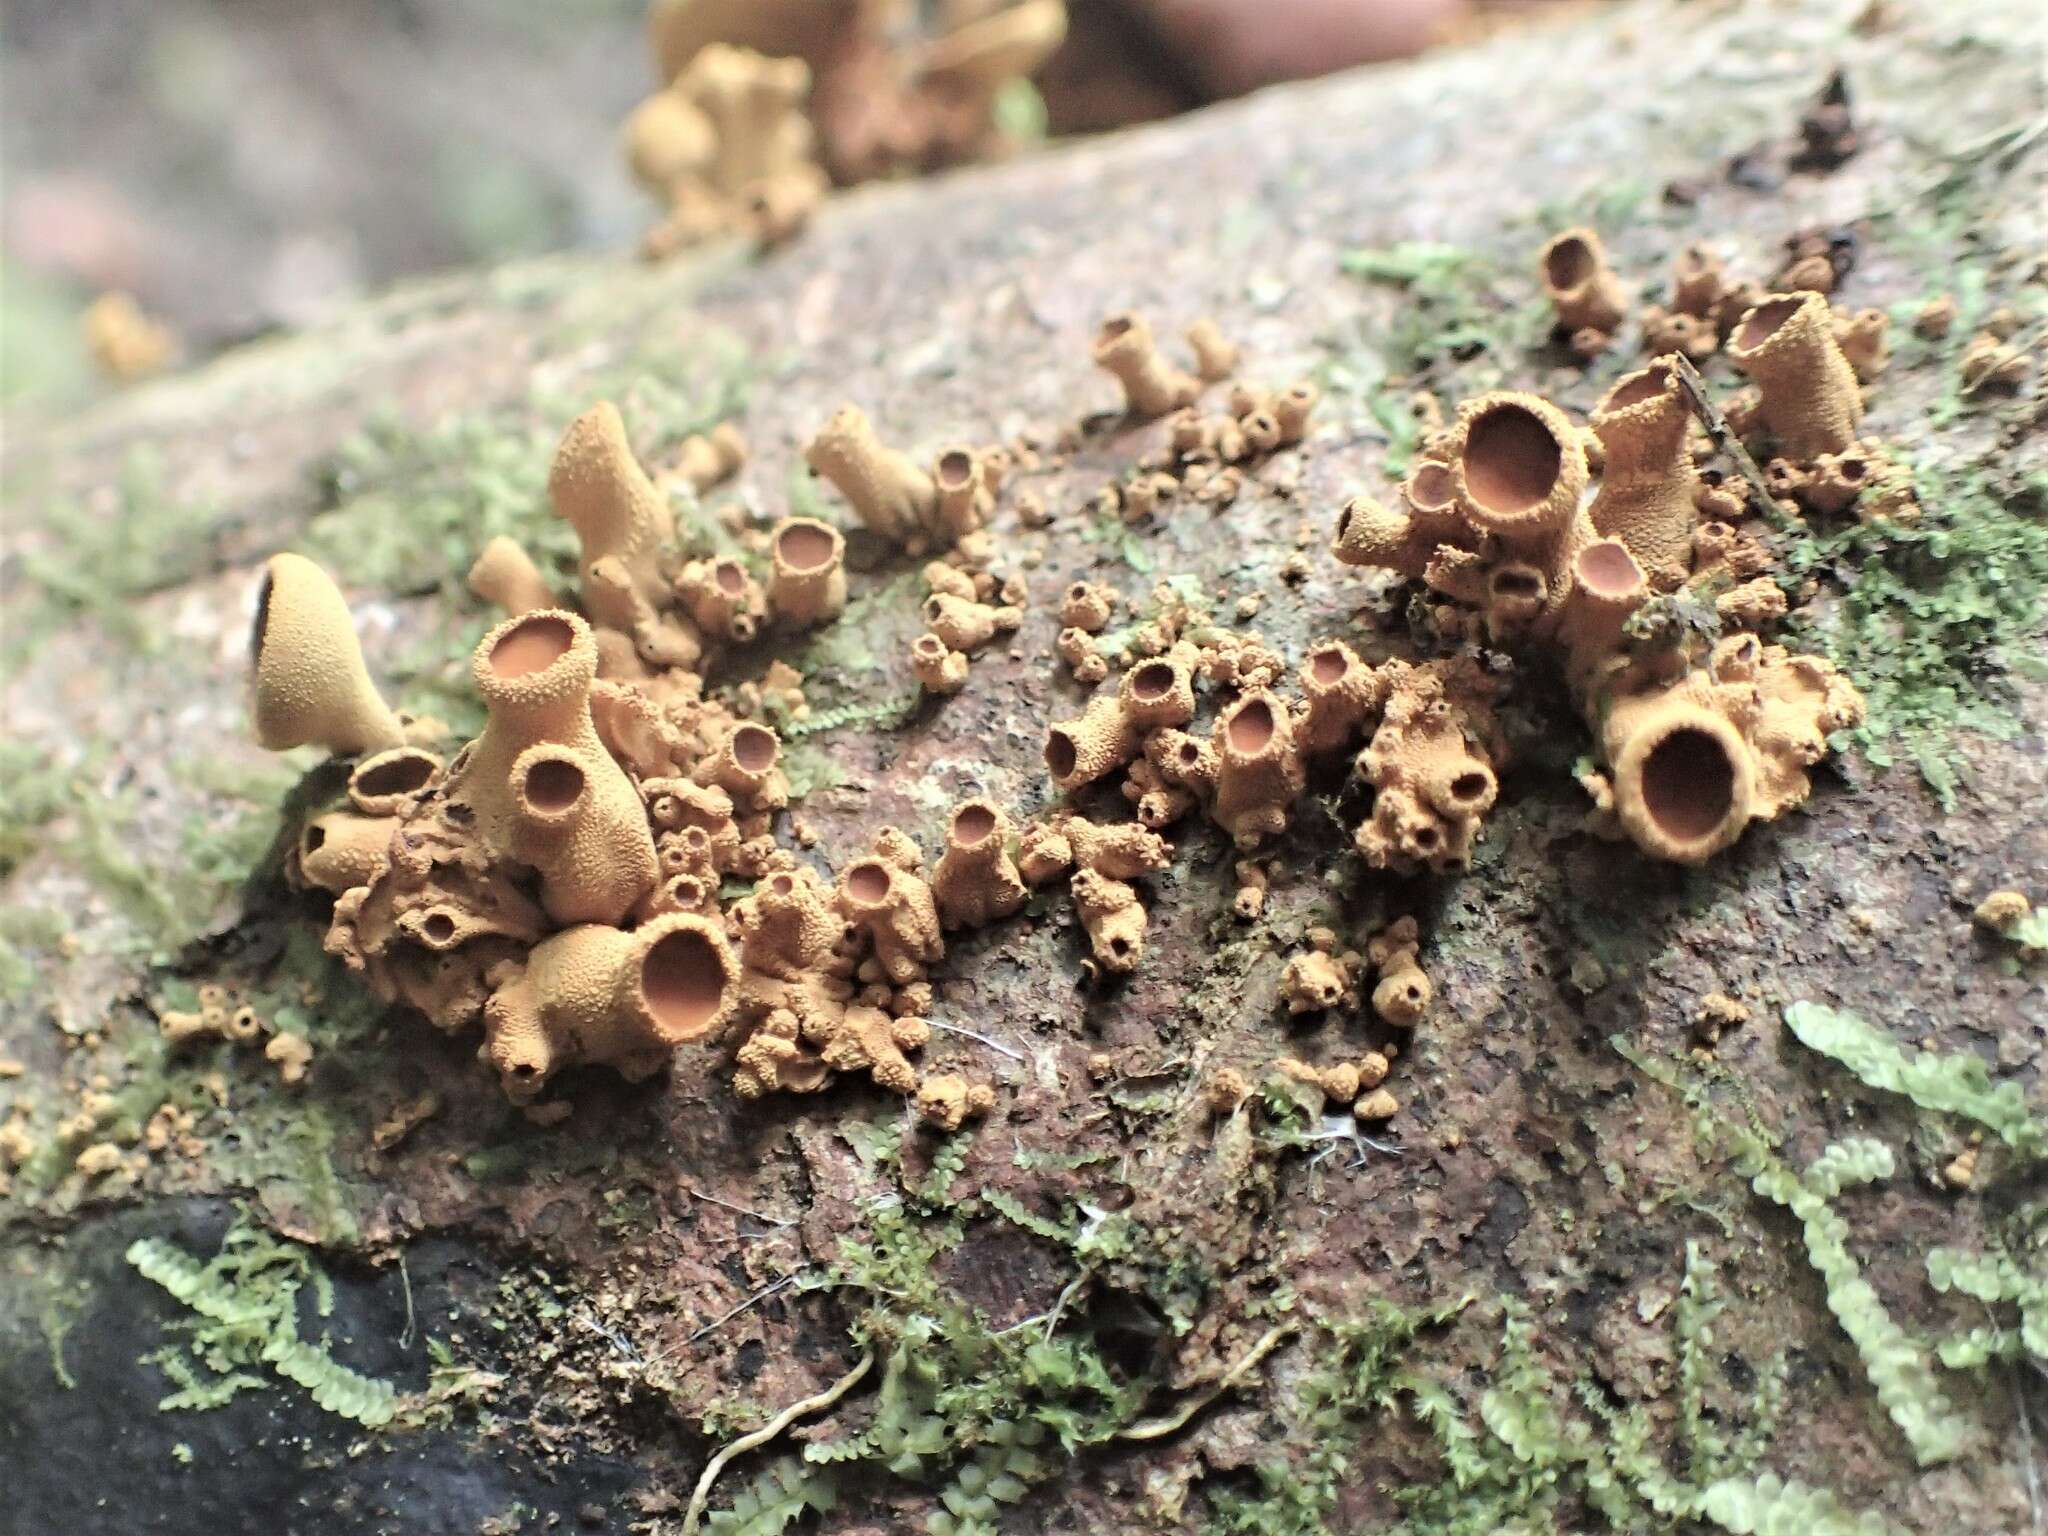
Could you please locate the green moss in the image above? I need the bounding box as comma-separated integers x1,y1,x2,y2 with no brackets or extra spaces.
127,1215,397,1424
8,447,221,663
1785,463,2048,804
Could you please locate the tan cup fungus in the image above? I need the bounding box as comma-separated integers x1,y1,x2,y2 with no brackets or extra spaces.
1589,361,1702,587
931,799,1028,929
1093,312,1201,420
297,813,398,895
467,536,558,616
1540,227,1628,338
805,405,940,550
1212,691,1305,849
1728,292,1863,459
458,609,659,926
347,747,444,818
482,912,737,1101
767,517,848,627
249,553,406,757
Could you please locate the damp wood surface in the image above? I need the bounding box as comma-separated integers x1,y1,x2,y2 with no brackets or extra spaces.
2,1,2044,1533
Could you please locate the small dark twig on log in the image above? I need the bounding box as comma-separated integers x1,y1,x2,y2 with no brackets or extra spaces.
1670,354,1789,530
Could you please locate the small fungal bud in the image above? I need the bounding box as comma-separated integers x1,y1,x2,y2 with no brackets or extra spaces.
1831,307,1890,381
676,556,768,642
1331,496,1429,579
1168,408,1214,456
1971,889,2032,937
1061,582,1117,632
923,591,1022,653
1802,446,1884,516
1728,292,1863,459
1354,1087,1399,1121
1093,312,1201,420
1015,490,1051,529
1272,382,1320,446
1912,295,1956,340
1282,950,1351,1014
249,553,407,758
1540,228,1628,342
1185,317,1240,382
767,517,848,628
915,1073,995,1131
1960,332,2032,393
931,799,1028,930
1056,627,1108,685
266,1032,313,1086
1232,861,1268,921
296,812,398,895
913,633,972,693
83,290,175,379
805,405,940,551
468,537,558,617
674,421,747,492
1239,410,1282,456
1204,1066,1251,1115
1670,244,1726,317
1071,866,1147,973
1715,577,1788,631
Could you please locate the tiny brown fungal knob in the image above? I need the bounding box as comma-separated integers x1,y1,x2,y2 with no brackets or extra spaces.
915,1073,995,1131
249,553,406,758
1540,227,1628,341
674,420,748,491
295,812,398,895
1282,950,1351,1015
1060,581,1117,632
1071,867,1147,973
923,591,1022,653
1185,317,1239,382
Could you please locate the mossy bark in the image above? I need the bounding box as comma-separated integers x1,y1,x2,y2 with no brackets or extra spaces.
3,1,2044,1531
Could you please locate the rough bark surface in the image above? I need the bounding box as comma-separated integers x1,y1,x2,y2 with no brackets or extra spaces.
3,2,2043,1533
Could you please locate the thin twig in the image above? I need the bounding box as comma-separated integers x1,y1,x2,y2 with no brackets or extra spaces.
1670,354,1783,527
1114,1325,1297,1442
682,1352,875,1535
687,1185,796,1229
1042,1270,1090,1342
927,1020,1025,1062
577,1308,645,1363
397,1251,417,1351
2014,1357,2043,1536
686,1272,802,1345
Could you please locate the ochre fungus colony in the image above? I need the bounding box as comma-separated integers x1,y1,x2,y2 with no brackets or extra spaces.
253,233,1890,1123
624,0,1068,255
